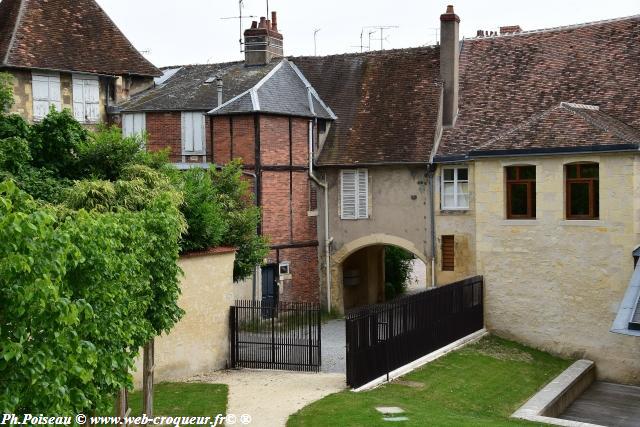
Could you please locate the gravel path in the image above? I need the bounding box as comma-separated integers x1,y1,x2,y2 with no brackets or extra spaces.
321,319,346,374
187,369,345,427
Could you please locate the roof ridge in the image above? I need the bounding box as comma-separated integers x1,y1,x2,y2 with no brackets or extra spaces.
465,13,640,41
472,104,563,151
161,59,245,69
288,45,439,61
562,104,640,145
3,0,26,66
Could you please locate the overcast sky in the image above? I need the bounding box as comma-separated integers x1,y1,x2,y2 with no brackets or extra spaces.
96,0,639,67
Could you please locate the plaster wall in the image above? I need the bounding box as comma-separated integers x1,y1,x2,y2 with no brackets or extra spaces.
474,153,640,384
133,250,235,387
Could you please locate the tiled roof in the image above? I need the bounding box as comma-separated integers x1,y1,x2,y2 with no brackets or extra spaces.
437,14,640,159
208,59,335,119
118,61,279,112
0,0,161,77
292,47,442,166
467,102,640,156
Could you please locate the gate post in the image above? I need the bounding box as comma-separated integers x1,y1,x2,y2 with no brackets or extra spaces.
229,306,237,368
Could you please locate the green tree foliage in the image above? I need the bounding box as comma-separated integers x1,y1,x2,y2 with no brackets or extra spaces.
76,126,145,180
175,168,227,253
0,179,184,414
209,160,268,281
384,246,415,299
30,108,88,176
0,72,13,113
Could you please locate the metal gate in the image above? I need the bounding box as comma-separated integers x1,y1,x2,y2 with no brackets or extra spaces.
346,276,484,388
230,300,321,372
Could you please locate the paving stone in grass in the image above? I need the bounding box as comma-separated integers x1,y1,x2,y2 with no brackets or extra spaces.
376,407,405,414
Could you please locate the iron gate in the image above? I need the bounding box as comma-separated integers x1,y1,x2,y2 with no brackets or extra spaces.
346,276,484,388
230,300,321,372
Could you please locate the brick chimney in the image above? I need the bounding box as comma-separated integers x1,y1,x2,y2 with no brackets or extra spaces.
244,11,283,66
500,25,522,35
440,5,460,127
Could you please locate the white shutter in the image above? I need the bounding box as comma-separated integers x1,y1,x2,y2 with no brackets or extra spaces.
48,75,61,112
86,80,100,121
32,74,54,119
357,169,368,219
341,170,357,219
72,80,85,121
193,113,204,152
182,112,194,152
122,114,134,136
182,112,205,154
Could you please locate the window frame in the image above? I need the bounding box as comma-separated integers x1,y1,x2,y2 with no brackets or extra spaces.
72,74,100,123
565,162,599,220
181,111,206,155
505,165,536,219
340,169,369,220
440,166,470,210
122,113,146,140
441,235,455,271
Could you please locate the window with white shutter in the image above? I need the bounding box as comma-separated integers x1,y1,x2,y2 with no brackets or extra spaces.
122,113,146,139
72,74,100,123
341,169,369,220
181,112,205,154
32,72,61,120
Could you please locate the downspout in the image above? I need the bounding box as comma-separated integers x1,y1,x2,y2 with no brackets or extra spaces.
308,119,332,312
428,164,437,289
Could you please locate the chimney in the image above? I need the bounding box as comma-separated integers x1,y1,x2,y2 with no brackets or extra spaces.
216,77,223,107
440,5,460,127
244,11,283,66
500,25,522,35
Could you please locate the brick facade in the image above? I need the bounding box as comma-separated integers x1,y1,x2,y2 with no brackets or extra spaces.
145,111,212,163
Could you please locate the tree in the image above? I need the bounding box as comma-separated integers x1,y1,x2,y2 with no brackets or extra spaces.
384,246,415,299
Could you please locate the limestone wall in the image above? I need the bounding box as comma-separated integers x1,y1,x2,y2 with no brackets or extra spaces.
133,249,236,388
473,153,640,384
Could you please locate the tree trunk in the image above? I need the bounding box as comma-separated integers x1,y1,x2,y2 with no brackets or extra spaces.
142,339,154,416
115,389,128,426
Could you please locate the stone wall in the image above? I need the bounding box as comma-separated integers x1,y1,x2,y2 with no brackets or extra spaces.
132,249,236,388
473,153,640,384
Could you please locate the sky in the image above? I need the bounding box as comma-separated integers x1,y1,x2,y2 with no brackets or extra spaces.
96,0,639,67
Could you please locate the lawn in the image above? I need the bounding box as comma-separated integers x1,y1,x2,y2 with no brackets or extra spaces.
288,335,572,426
126,382,227,417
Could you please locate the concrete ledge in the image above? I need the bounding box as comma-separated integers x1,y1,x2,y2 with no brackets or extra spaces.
512,359,603,427
352,328,488,392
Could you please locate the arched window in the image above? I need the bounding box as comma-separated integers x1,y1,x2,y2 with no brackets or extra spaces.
505,165,536,219
565,163,599,220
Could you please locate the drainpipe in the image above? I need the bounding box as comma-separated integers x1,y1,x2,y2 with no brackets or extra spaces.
428,164,437,289
308,119,332,312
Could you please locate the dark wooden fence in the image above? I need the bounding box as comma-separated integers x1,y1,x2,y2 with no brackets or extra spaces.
230,300,321,372
345,276,484,388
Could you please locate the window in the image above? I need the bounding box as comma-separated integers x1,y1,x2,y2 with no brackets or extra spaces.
309,182,318,212
72,74,100,123
441,167,469,210
341,169,368,219
182,112,206,154
122,113,146,138
32,72,61,120
441,235,455,271
506,165,536,219
566,163,599,220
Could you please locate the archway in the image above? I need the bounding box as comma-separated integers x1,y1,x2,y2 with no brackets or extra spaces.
330,234,430,313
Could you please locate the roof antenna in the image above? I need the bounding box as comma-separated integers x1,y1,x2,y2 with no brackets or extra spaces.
364,25,399,50
221,0,257,53
314,28,321,56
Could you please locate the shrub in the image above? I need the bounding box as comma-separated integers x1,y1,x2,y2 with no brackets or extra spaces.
0,137,31,174
30,108,88,176
77,126,144,180
209,161,268,281
0,72,13,113
0,114,30,140
177,168,227,253
384,246,415,299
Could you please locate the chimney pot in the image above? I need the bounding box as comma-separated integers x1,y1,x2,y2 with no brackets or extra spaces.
446,5,454,14
477,30,484,37
259,17,267,29
271,11,278,31
500,25,522,35
251,20,257,29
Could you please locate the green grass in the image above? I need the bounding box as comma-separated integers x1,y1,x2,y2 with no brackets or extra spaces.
126,383,228,416
288,336,572,426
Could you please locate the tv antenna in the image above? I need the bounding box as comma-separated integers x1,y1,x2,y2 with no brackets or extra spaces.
313,28,321,56
358,28,378,52
221,0,257,53
364,25,399,50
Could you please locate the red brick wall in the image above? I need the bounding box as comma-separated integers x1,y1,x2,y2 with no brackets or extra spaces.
212,116,232,164
292,172,317,241
145,111,212,163
261,171,291,245
273,246,319,302
232,116,255,165
291,118,309,166
260,116,290,166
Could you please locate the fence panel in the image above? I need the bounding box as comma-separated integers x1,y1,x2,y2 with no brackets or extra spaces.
346,276,484,388
229,300,321,372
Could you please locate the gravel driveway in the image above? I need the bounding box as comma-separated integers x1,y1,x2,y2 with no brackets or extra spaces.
321,319,346,374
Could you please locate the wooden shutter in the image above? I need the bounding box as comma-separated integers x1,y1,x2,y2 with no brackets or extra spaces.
341,170,357,219
122,114,135,136
33,73,60,119
441,235,455,271
357,169,368,219
182,112,204,153
192,113,204,152
48,75,61,112
72,78,85,121
85,80,100,122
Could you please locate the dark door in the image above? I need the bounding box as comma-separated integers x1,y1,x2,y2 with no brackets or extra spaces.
261,264,279,316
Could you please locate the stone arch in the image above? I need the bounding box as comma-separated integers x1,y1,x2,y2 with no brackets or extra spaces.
330,234,429,312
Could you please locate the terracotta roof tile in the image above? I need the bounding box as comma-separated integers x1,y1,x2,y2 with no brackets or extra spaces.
438,15,640,159
0,0,161,77
292,47,441,166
